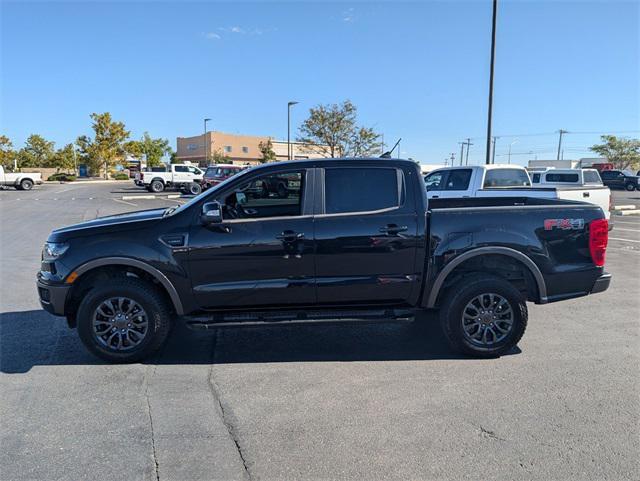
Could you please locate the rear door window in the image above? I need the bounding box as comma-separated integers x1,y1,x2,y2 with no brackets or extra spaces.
483,168,531,187
324,168,400,214
444,169,472,190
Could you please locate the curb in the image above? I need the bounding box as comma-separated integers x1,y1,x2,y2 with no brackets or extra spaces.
613,209,640,216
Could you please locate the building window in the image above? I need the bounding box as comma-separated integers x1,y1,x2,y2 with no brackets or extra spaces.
224,146,232,153
242,146,249,154
187,143,198,151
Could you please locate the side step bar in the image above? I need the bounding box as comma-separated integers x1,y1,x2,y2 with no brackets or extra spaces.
184,308,415,330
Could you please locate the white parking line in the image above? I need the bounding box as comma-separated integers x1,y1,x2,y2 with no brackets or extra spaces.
113,198,137,207
612,228,640,233
609,237,640,243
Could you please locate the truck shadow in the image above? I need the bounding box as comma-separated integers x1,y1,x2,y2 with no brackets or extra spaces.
0,310,520,373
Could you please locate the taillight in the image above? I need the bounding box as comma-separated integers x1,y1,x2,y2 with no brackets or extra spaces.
589,218,608,267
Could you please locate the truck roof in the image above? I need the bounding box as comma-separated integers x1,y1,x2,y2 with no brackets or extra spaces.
245,157,420,173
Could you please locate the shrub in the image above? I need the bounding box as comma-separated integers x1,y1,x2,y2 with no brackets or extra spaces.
112,172,129,180
48,173,77,182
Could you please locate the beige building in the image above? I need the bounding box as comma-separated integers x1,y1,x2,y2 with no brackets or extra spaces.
176,131,327,166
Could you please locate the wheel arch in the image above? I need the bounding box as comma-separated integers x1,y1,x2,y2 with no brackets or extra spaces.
67,257,184,320
426,246,547,308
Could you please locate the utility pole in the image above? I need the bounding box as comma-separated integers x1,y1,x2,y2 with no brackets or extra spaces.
491,136,499,164
556,129,568,161
485,0,498,165
203,118,211,166
458,142,466,166
287,101,299,160
450,153,455,166
465,138,473,165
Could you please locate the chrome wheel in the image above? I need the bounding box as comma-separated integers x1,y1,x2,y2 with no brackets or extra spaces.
461,293,514,347
93,297,149,351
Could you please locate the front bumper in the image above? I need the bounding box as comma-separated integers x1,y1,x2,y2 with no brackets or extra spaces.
590,273,611,295
36,278,70,316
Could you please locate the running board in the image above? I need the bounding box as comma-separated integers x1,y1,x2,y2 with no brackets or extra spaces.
184,308,415,330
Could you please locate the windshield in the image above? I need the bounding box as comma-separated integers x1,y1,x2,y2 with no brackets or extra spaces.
164,167,255,217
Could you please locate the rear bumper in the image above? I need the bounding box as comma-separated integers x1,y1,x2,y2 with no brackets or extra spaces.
589,273,611,295
36,279,70,316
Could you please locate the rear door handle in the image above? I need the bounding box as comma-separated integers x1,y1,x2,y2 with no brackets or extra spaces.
276,230,304,242
431,195,439,198
379,224,408,235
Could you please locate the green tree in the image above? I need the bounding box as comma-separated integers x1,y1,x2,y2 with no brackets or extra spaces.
170,151,180,164
297,100,382,158
16,134,55,168
211,148,231,164
76,113,130,176
259,138,277,163
590,135,640,171
124,133,172,167
0,135,16,170
51,143,76,172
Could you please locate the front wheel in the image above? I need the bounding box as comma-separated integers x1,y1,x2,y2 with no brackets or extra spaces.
439,274,527,358
625,183,636,192
76,278,172,363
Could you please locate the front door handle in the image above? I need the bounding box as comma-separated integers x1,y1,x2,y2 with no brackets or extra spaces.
379,224,408,235
432,195,439,198
276,230,304,242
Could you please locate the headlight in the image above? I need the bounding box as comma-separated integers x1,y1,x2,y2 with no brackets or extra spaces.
42,242,69,261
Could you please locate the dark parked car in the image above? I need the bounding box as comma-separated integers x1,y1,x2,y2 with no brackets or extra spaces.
201,164,245,190
37,158,611,362
600,170,640,191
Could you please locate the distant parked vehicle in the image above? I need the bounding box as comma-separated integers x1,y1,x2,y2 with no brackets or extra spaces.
141,164,204,194
531,168,603,186
0,166,42,190
201,164,245,190
134,166,167,186
424,165,611,220
600,170,640,191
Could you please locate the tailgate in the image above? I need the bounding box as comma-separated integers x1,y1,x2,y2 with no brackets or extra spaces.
556,186,610,220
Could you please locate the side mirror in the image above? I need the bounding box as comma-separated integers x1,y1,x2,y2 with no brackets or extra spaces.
201,201,222,225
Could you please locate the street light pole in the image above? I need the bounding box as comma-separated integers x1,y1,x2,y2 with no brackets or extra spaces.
203,118,211,166
491,136,499,164
508,139,518,164
287,101,299,160
485,0,498,165
556,129,568,161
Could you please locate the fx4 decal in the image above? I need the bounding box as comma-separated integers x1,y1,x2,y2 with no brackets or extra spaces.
544,218,585,231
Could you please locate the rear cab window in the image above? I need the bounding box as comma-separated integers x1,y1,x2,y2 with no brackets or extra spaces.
324,167,402,214
483,168,531,188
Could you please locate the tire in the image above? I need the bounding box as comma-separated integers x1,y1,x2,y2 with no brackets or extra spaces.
76,277,172,363
439,274,527,358
625,183,636,192
20,179,34,190
186,182,202,195
150,180,164,193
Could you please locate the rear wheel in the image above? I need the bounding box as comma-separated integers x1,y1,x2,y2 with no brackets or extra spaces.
20,179,34,190
76,278,172,363
150,180,164,193
439,274,527,358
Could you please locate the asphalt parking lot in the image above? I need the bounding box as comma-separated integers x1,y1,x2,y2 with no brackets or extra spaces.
1,181,639,481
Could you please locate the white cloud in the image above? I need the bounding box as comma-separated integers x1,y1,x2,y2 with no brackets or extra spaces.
342,7,355,23
203,32,221,40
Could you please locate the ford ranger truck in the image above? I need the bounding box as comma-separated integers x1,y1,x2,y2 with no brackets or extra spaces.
37,158,611,362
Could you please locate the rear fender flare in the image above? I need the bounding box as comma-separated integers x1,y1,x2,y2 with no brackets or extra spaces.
426,246,547,308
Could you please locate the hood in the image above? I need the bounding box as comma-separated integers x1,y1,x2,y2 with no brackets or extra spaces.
49,208,166,241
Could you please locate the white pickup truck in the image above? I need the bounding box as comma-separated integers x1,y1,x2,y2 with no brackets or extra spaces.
424,165,611,220
141,164,203,193
0,166,42,190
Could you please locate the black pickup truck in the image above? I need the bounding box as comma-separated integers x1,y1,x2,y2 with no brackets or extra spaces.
37,158,611,362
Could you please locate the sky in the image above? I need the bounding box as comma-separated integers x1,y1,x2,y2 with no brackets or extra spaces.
1,0,639,166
